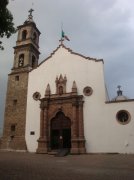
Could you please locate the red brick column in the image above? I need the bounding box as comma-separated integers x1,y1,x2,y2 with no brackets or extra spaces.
78,101,84,138
71,101,79,154
72,102,77,138
40,108,44,138
43,107,48,143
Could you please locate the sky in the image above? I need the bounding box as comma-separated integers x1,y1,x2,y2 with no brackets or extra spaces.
0,0,134,134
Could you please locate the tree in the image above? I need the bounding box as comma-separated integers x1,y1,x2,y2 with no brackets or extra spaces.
0,0,16,50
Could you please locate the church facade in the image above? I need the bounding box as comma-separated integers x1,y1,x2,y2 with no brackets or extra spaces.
1,11,134,154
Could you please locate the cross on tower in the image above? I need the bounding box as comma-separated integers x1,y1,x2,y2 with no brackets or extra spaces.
59,38,65,45
28,8,34,21
117,85,121,91
29,8,34,16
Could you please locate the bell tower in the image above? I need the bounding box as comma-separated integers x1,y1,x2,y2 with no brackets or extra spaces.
1,9,40,151
13,8,40,71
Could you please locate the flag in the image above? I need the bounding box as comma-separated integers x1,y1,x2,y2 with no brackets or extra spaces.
61,30,70,41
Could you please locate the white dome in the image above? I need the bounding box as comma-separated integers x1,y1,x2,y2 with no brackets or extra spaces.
115,95,128,101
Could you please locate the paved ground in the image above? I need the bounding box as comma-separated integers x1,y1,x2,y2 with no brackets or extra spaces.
0,152,134,180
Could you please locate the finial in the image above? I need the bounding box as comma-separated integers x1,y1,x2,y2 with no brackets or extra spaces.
64,75,67,82
72,81,77,95
28,8,34,21
45,84,51,97
24,8,34,24
59,38,64,45
117,85,121,91
117,85,122,96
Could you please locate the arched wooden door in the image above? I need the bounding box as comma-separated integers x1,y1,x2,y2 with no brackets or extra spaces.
51,111,71,149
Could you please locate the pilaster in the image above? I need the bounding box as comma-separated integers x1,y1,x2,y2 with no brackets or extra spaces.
71,100,79,154
36,100,48,153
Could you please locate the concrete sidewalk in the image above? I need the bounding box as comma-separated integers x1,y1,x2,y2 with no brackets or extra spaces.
0,152,134,180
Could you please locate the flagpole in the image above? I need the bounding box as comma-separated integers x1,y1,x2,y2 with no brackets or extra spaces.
61,22,63,33
60,22,64,44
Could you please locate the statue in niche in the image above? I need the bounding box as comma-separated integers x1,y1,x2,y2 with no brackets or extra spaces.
59,86,63,95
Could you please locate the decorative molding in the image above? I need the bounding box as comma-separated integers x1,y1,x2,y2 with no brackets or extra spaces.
55,74,67,95
105,99,134,103
37,77,86,154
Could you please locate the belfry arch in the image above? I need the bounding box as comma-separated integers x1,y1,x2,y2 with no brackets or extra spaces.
36,75,86,154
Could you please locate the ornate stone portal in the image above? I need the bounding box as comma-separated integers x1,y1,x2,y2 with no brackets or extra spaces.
36,75,86,154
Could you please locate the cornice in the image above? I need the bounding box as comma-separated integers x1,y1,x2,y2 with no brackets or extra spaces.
14,43,40,55
105,99,134,103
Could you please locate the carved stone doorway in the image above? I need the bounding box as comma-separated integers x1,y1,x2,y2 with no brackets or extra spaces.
51,111,71,149
36,75,86,154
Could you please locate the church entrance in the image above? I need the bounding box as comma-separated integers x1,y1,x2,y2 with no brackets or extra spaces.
36,75,86,154
50,112,71,150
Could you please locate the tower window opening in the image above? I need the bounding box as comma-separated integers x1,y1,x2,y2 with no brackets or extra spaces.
22,30,27,40
32,55,36,68
33,32,37,43
15,75,19,81
18,54,24,67
11,124,16,132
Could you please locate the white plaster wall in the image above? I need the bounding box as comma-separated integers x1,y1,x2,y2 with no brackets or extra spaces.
85,101,134,153
25,46,134,153
25,46,106,152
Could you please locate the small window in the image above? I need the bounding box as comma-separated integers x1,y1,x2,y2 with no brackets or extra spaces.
30,131,35,135
11,124,16,132
15,76,19,81
33,92,41,101
22,30,27,40
83,86,93,96
116,110,131,125
13,99,17,106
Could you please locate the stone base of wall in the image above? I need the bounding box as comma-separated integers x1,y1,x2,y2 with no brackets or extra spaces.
0,136,27,151
36,138,48,154
70,138,86,154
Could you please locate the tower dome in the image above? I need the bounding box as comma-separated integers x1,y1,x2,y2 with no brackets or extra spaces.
112,86,128,101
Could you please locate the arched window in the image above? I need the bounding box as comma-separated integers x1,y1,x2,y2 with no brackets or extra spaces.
18,54,24,67
32,55,36,68
22,30,27,40
33,32,37,43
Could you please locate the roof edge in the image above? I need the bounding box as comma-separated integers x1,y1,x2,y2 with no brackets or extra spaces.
32,43,104,71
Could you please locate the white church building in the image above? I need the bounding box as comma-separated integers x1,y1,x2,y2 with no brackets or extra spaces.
1,10,134,154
